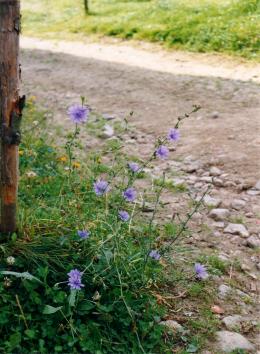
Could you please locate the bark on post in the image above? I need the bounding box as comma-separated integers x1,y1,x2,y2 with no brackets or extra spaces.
0,0,24,235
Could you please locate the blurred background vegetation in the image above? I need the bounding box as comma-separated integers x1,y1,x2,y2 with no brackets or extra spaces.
22,0,260,59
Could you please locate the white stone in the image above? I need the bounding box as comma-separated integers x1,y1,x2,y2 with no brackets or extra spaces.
222,315,243,330
216,331,254,352
218,284,232,299
200,176,213,183
209,208,230,221
101,124,114,138
210,166,222,176
213,178,224,187
247,236,260,248
211,111,219,119
255,180,260,190
247,190,260,196
231,199,246,210
224,223,249,238
204,195,221,207
160,320,183,333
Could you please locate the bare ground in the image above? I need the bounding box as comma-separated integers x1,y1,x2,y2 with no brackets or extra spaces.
21,37,260,352
21,37,260,181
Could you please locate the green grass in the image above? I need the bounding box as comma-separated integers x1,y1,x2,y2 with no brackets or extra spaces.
0,100,221,353
22,0,260,59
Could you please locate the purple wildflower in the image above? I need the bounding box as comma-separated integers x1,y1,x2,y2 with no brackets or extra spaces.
68,104,89,124
118,210,130,222
149,250,161,261
94,179,109,196
77,230,90,240
156,145,169,160
168,128,180,142
194,263,208,280
68,269,84,290
128,162,140,173
123,187,136,202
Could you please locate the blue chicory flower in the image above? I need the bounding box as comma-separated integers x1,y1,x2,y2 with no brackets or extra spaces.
94,179,109,196
149,250,161,260
168,128,180,142
128,162,140,173
68,104,90,124
118,210,130,222
68,269,84,290
77,230,90,240
194,263,208,280
156,145,169,160
123,187,136,202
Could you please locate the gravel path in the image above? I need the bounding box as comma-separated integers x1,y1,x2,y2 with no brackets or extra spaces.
21,37,260,351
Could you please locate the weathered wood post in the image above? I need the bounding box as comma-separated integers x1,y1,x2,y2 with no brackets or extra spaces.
0,0,24,235
84,0,89,14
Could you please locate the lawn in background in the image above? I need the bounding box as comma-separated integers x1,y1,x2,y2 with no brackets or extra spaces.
22,0,260,60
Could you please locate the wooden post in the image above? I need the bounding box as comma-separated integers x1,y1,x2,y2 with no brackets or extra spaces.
0,0,24,235
84,0,89,14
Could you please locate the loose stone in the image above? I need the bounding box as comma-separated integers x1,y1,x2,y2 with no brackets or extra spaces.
215,331,255,352
224,223,249,238
247,236,260,248
209,209,230,221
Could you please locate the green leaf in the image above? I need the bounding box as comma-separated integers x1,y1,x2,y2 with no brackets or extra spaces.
25,329,36,339
9,332,21,350
0,271,43,284
68,289,77,307
187,343,199,353
43,305,62,315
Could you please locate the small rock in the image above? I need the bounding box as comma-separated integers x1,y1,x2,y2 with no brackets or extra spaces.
211,305,224,314
215,331,255,352
103,113,116,120
200,176,213,183
210,167,222,176
256,263,260,270
222,315,243,330
205,195,221,207
159,320,183,333
213,178,224,187
209,209,230,221
241,263,252,271
224,181,237,188
218,284,232,299
255,180,260,190
182,161,201,173
231,199,246,210
224,223,249,238
211,111,219,119
247,236,260,248
247,189,260,196
101,124,114,138
212,221,225,229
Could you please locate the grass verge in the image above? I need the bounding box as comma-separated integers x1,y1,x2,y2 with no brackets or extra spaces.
0,99,221,353
22,0,260,60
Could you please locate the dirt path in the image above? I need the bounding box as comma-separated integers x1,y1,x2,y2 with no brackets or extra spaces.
21,37,260,351
21,37,260,181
